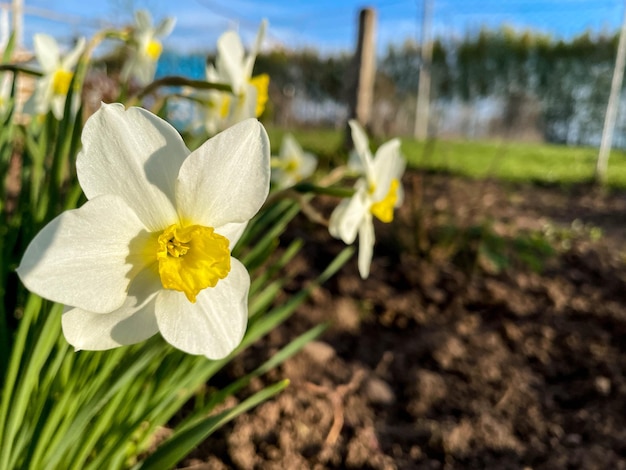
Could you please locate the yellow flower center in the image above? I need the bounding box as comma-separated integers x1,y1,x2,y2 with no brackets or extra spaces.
156,224,230,303
219,94,231,119
370,179,400,223
284,158,299,173
249,73,269,117
52,69,73,96
145,39,163,61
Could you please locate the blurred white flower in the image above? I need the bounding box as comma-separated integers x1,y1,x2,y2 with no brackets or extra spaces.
121,10,175,86
17,103,270,359
271,133,317,189
329,120,406,279
203,20,269,135
32,34,85,119
0,73,13,115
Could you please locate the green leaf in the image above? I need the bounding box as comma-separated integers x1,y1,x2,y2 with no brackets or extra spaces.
249,238,303,296
0,294,44,468
135,76,232,100
291,182,355,198
1,33,16,63
178,322,328,436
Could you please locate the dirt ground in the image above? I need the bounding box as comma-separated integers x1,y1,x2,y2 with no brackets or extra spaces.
179,170,626,470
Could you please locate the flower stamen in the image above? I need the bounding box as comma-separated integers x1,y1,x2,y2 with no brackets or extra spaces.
165,236,190,257
157,224,230,302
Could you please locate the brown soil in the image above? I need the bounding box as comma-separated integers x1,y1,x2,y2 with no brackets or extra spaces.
179,171,626,470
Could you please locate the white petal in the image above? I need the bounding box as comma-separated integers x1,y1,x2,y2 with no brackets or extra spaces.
357,213,375,279
61,268,161,350
217,31,245,92
328,188,369,244
372,138,403,201
77,103,187,231
205,63,219,82
132,56,157,86
60,37,86,70
155,17,176,38
176,118,270,228
396,182,405,207
299,151,318,180
280,133,301,160
34,34,59,72
155,258,250,359
227,83,257,123
243,19,267,79
17,195,151,313
348,119,374,179
272,138,316,188
51,94,66,120
216,221,248,247
34,76,53,115
135,9,152,31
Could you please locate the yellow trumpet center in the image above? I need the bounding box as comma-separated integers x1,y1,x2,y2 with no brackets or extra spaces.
249,73,269,117
52,69,73,96
145,39,163,61
156,224,230,303
370,179,400,223
219,94,231,119
286,159,299,173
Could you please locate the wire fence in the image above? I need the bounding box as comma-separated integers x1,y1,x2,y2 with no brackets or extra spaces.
415,0,626,146
6,0,626,146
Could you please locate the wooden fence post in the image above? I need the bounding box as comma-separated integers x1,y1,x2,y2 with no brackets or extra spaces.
596,0,626,185
414,0,433,140
346,7,376,148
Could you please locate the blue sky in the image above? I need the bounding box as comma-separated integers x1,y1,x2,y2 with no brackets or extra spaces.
16,0,626,55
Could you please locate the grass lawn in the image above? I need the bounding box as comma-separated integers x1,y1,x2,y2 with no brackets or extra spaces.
265,125,626,189
402,139,626,188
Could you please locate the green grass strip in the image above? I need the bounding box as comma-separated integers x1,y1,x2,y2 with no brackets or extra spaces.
136,379,289,470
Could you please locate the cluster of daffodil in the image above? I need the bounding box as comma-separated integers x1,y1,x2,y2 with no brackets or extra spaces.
0,10,405,469
178,21,270,136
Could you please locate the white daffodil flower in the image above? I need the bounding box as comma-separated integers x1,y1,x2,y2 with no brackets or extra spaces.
203,20,269,134
271,133,318,189
17,103,270,359
32,34,86,119
121,10,175,86
329,120,406,279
